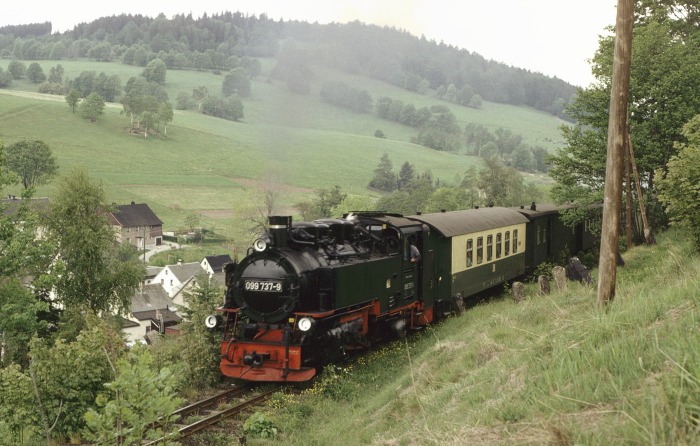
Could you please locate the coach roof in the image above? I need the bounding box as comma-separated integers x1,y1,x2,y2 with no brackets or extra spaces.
409,207,529,237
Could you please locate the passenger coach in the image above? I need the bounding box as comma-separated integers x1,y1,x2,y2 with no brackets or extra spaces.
411,207,530,309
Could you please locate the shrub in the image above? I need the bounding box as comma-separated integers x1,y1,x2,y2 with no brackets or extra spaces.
243,412,278,439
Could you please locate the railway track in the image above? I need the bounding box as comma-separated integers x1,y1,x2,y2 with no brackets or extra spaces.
143,385,279,445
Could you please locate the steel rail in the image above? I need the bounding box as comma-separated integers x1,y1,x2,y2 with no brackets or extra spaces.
143,388,278,445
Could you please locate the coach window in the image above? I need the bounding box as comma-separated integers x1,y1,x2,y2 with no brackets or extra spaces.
513,229,519,253
496,233,502,259
487,235,493,261
477,237,483,264
466,239,473,267
537,225,541,245
505,231,510,256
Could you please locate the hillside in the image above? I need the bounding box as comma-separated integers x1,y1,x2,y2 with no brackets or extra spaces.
253,228,699,445
1,14,577,117
0,56,565,246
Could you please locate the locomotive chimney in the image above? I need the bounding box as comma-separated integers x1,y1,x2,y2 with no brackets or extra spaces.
268,216,291,248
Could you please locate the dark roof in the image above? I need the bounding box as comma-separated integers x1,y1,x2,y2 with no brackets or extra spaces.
118,316,141,328
353,213,422,229
408,207,529,237
513,202,571,219
145,266,163,278
131,284,172,313
1,197,51,217
168,262,206,282
203,254,233,272
110,202,163,227
131,309,181,323
514,202,603,220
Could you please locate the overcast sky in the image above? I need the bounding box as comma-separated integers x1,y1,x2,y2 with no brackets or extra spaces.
1,0,618,87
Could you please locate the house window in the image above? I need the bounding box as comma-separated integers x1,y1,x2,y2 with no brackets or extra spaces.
477,237,483,264
513,229,519,253
170,280,173,286
505,231,511,256
466,239,473,267
487,235,493,261
496,233,502,259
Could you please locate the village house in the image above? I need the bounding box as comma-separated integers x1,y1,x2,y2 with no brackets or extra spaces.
151,261,207,299
123,283,182,345
201,254,233,274
144,266,163,285
109,201,163,249
1,195,51,237
123,255,230,344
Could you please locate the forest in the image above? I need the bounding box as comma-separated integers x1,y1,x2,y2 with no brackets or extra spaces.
0,11,576,119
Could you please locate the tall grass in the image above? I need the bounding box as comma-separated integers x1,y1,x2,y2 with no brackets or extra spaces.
259,228,699,445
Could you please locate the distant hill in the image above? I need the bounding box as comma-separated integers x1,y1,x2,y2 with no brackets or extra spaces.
0,12,576,118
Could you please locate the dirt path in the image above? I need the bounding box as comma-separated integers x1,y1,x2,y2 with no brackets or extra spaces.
0,88,122,108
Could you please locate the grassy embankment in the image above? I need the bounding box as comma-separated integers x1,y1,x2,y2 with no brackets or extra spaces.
243,228,699,446
0,58,566,248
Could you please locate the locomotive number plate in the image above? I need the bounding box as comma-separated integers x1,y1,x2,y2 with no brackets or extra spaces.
244,280,283,292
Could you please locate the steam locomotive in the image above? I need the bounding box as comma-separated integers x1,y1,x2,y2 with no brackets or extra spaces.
206,204,596,382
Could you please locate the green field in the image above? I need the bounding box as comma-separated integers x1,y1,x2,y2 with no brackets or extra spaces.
0,58,566,246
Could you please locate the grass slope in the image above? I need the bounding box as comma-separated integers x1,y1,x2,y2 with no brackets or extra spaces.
0,59,565,244
258,228,699,446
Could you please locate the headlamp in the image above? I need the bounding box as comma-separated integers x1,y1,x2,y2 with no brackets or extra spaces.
297,317,314,332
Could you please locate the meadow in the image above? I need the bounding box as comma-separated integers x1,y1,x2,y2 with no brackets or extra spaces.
0,58,566,246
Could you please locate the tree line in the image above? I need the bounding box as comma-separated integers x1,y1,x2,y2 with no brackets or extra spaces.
365,152,543,213
288,152,545,222
315,81,550,169
2,55,247,131
0,12,575,118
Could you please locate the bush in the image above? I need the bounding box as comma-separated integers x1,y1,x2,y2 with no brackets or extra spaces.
243,412,278,439
0,68,11,88
656,115,700,250
37,81,65,95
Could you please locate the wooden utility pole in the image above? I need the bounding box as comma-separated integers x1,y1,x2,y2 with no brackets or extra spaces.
627,133,656,244
625,136,633,249
598,0,634,307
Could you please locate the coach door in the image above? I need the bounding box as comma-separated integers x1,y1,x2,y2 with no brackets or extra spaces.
419,225,436,308
402,228,423,302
